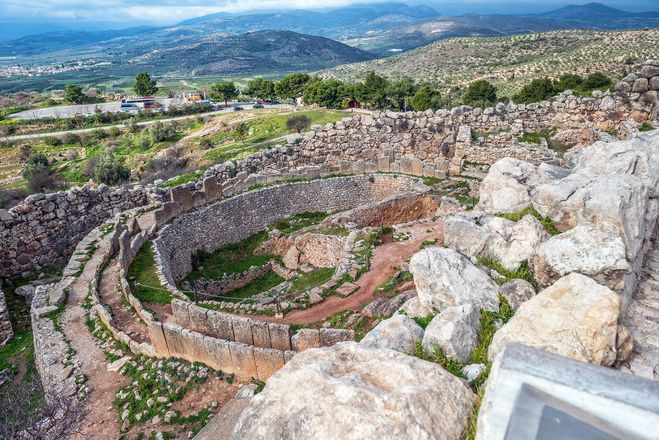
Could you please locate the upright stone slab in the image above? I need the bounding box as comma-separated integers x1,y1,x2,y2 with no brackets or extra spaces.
268,323,291,351
170,186,194,213
319,328,355,346
251,320,271,349
229,342,258,380
148,322,170,357
378,156,391,172
411,158,424,176
477,344,659,440
232,317,254,346
0,289,14,346
171,299,192,328
202,177,223,202
253,347,286,381
208,311,235,341
291,328,321,352
186,303,211,335
206,338,234,374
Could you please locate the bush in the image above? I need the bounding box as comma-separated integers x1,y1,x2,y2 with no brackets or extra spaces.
22,152,49,181
92,154,130,185
462,80,497,106
286,114,311,133
581,72,612,91
513,78,556,104
149,121,176,143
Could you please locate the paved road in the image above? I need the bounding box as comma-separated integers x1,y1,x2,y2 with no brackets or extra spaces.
0,104,293,143
8,98,182,120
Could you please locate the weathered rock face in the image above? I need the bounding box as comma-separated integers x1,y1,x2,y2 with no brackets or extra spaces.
476,160,569,214
445,212,549,271
397,296,434,318
362,291,416,318
530,222,630,291
410,248,500,312
422,304,480,363
259,233,345,271
361,314,424,354
0,289,13,346
488,273,627,366
499,279,536,310
231,342,476,440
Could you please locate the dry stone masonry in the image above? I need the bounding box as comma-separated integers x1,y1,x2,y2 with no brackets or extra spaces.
0,287,13,346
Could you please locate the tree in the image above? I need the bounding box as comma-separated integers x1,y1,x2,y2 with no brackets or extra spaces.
210,82,239,106
360,71,390,108
303,78,346,109
411,86,442,111
513,78,556,104
462,80,497,106
582,72,612,92
554,73,584,92
63,84,87,104
386,78,416,111
275,73,310,100
234,122,249,145
22,152,50,181
286,114,311,133
133,72,158,96
245,78,276,100
92,154,130,185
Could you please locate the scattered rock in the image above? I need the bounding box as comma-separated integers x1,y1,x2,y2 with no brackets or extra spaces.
499,279,535,310
397,296,433,318
336,282,359,296
362,291,415,318
462,364,486,382
410,248,500,312
422,304,481,363
236,383,259,400
231,342,476,440
361,314,424,354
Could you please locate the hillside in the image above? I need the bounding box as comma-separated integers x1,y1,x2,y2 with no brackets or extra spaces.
533,2,659,28
322,29,659,97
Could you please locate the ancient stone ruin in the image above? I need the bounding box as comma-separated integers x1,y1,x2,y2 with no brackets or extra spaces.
1,61,658,439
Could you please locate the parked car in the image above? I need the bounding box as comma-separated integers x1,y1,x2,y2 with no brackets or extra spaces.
252,104,264,109
233,106,244,111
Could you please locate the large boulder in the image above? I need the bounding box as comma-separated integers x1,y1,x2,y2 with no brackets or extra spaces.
530,222,630,292
362,291,415,318
397,296,434,318
410,248,500,313
445,212,549,271
488,273,628,366
231,342,476,440
361,314,424,354
422,304,480,363
476,159,569,214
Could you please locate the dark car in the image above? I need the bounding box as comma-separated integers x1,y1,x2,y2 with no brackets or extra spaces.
233,106,244,111
252,104,264,109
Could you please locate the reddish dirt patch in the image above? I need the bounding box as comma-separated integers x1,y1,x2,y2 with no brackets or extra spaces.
256,219,444,325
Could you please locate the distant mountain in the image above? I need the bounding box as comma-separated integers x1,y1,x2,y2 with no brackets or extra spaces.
123,30,376,76
532,2,659,29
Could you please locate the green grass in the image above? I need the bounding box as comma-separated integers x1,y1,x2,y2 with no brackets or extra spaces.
412,315,434,330
495,205,560,235
158,171,203,188
185,231,270,282
220,271,284,302
271,212,329,234
469,296,515,366
317,225,351,236
419,238,438,250
477,257,537,287
289,267,336,294
413,340,466,379
639,121,655,132
128,242,173,305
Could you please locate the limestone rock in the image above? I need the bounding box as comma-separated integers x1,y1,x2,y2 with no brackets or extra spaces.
530,222,630,290
488,273,627,366
361,314,424,354
397,296,434,319
410,248,500,312
499,279,535,310
231,342,476,440
462,363,486,382
362,291,415,318
422,304,480,363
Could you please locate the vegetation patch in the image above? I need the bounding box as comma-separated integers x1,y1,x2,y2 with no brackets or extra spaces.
271,212,329,234
639,121,655,132
128,242,172,305
477,257,536,287
289,267,335,294
495,205,560,235
218,271,284,302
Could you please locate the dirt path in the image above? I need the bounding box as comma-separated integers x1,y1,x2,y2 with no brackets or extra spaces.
257,219,444,325
99,258,150,343
60,235,130,440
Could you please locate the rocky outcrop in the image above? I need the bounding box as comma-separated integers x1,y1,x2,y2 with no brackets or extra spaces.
499,279,536,310
397,296,434,318
362,291,415,318
231,342,476,440
260,233,346,271
530,222,630,290
361,314,424,354
445,211,549,271
422,304,480,363
0,288,13,346
410,248,500,312
488,273,629,366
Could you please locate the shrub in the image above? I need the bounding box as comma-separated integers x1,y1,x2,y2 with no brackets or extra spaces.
582,72,612,91
43,136,62,146
22,152,49,180
92,154,130,185
286,114,311,134
513,78,556,104
639,121,655,132
462,80,497,106
149,121,176,143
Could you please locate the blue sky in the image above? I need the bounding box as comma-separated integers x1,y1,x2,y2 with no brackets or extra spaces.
0,0,657,26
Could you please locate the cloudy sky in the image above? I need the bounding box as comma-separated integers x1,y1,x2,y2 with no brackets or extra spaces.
0,0,657,26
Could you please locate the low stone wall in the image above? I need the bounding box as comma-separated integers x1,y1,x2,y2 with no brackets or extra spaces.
0,184,149,277
0,288,12,346
185,263,273,298
154,174,425,286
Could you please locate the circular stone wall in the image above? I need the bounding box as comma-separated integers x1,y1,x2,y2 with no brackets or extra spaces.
154,174,427,287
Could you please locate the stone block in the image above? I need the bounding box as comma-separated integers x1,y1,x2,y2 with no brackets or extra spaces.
253,347,286,381
365,161,378,173
423,165,436,177
251,320,271,348
186,303,211,335
319,328,355,346
207,311,235,341
476,344,659,440
202,177,223,202
170,299,191,328
192,191,207,208
400,157,413,174
268,323,291,351
411,158,424,176
284,350,296,363
161,323,185,357
291,328,320,352
206,338,234,373
377,155,391,172
229,343,258,380
170,186,194,212
232,317,254,345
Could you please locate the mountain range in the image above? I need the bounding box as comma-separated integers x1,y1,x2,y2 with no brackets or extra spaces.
0,2,657,85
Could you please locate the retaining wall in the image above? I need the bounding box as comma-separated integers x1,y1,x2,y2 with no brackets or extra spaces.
0,288,12,346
